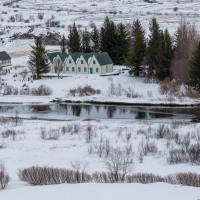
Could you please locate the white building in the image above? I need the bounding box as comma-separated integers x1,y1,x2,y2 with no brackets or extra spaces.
47,52,113,75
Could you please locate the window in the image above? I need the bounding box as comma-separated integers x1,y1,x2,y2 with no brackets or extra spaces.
69,59,72,64
66,67,69,71
93,60,96,65
78,67,81,72
81,60,83,64
72,67,74,72
84,67,87,72
96,68,99,73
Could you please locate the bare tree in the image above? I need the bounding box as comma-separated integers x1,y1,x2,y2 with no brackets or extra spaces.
0,162,10,189
172,21,200,83
19,69,28,81
106,148,133,182
71,160,88,183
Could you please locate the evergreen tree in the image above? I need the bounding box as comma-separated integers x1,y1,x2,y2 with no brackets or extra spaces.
59,35,67,53
91,25,100,52
116,23,130,65
126,20,146,76
154,30,166,80
100,16,118,64
146,18,161,77
28,36,49,80
163,29,174,77
67,23,81,52
188,42,200,90
81,29,92,53
154,29,174,80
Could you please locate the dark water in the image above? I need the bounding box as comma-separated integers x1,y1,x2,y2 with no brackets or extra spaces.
0,103,199,121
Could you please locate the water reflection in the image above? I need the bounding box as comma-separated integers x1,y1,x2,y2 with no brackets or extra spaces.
0,103,198,120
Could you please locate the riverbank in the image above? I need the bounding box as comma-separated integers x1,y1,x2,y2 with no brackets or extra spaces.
1,70,200,106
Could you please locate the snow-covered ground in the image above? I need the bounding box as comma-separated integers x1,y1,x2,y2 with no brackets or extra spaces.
1,183,200,200
0,61,199,106
1,0,200,48
0,117,200,199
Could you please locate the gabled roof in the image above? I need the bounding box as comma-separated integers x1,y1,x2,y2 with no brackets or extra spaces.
69,52,82,63
58,52,68,62
47,52,60,63
0,51,11,61
82,52,95,64
95,52,113,66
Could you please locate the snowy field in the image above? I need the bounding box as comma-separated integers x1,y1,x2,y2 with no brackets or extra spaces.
0,116,200,199
0,60,200,106
1,0,200,47
1,1,200,199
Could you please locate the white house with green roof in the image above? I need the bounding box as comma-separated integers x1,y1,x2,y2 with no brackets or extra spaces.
47,52,113,75
0,51,12,74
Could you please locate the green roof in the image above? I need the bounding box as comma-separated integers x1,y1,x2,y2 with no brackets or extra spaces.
95,52,113,66
82,52,95,64
47,51,113,66
69,52,82,63
47,52,60,63
0,51,11,61
58,52,68,62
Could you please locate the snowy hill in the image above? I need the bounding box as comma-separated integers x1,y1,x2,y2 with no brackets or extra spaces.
1,0,200,48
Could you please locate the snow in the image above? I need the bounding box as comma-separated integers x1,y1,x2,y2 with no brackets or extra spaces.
0,0,200,199
1,183,200,200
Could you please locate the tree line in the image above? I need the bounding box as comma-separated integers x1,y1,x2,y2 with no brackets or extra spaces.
29,16,200,91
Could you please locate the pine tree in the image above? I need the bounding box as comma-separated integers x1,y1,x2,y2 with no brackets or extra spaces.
163,29,174,77
81,29,92,53
59,35,67,53
100,16,118,64
154,29,174,80
126,20,146,76
67,23,81,52
146,18,161,77
91,25,100,52
28,36,49,80
188,42,200,90
116,23,130,65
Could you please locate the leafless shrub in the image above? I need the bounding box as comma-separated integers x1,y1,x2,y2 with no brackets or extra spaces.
19,166,91,185
71,160,89,183
69,85,101,97
125,132,132,143
106,148,133,182
155,125,172,139
61,125,67,135
40,127,60,140
167,173,200,187
138,138,158,156
124,87,141,98
143,77,158,84
31,85,53,96
0,116,10,125
72,123,80,134
126,173,164,184
0,142,6,149
3,84,19,95
167,149,187,164
187,143,200,165
11,111,23,126
1,129,16,140
159,78,181,96
0,162,10,189
171,119,191,129
85,123,94,143
190,128,200,141
184,86,200,98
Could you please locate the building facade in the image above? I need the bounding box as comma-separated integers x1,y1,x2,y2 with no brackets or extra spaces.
47,52,113,75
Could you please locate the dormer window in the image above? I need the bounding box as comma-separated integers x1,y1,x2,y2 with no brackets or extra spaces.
81,60,83,64
93,60,96,64
69,59,72,64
